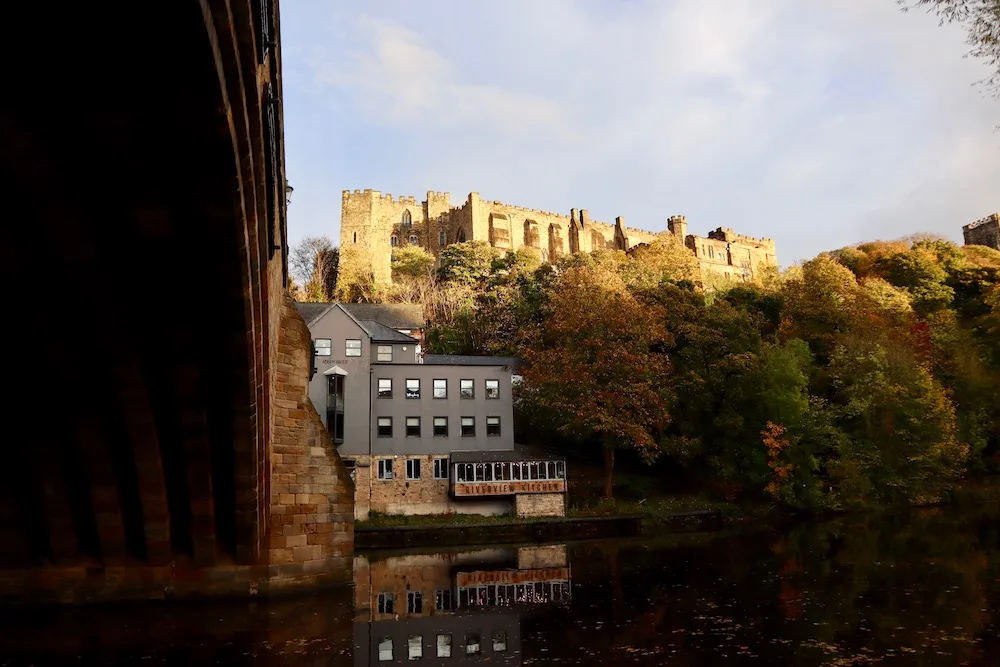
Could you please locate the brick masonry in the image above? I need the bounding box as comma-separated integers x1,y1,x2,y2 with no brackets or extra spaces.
515,493,565,518
265,296,355,592
354,454,513,517
0,299,355,603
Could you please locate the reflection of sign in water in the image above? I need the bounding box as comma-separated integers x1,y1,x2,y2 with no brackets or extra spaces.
453,480,566,496
456,568,571,587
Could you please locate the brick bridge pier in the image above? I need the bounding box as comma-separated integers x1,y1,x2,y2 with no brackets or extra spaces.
0,1,354,602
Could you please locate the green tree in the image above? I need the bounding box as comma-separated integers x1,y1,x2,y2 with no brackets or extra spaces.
437,241,496,285
827,335,968,507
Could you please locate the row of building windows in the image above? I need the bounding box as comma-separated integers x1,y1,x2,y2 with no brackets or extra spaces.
375,416,501,439
453,460,565,482
378,378,499,400
376,457,450,480
375,581,569,615
376,631,506,661
315,339,398,361
376,589,452,614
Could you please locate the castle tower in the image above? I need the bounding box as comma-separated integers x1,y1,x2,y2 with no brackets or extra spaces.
667,215,688,241
963,213,1000,250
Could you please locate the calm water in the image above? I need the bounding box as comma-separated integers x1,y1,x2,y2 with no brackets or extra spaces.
0,505,997,666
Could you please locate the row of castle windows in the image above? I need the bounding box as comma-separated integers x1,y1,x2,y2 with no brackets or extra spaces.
390,230,451,247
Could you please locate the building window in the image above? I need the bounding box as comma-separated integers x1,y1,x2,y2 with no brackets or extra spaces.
486,416,501,437
466,634,481,656
406,379,420,399
432,378,447,399
378,637,393,661
378,378,392,398
406,458,421,479
493,632,507,652
435,589,452,610
391,235,398,247
439,230,446,246
353,231,357,244
377,345,392,362
461,417,475,437
455,463,473,481
557,461,566,478
315,338,331,356
377,417,392,438
377,458,393,479
437,635,452,658
406,417,421,437
408,234,419,245
708,246,714,258
433,417,448,438
401,209,412,227
460,379,474,399
407,635,423,661
485,379,499,399
377,593,394,614
407,591,423,613
326,375,345,443
433,457,448,479
345,339,362,357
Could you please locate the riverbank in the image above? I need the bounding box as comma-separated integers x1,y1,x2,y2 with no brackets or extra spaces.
355,499,730,549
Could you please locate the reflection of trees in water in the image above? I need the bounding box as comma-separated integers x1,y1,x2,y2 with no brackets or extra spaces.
524,509,999,665
775,508,997,665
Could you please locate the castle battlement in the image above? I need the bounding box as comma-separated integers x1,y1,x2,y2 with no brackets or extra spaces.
340,188,780,285
963,213,999,232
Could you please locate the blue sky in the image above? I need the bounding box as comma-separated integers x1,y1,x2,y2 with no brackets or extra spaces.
280,0,999,265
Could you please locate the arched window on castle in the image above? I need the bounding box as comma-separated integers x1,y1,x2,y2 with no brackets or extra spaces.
408,235,418,245
391,235,398,247
401,210,412,228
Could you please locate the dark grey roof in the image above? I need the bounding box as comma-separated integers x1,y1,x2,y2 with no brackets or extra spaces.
342,303,424,330
450,448,565,463
422,355,524,369
294,302,334,326
361,320,418,343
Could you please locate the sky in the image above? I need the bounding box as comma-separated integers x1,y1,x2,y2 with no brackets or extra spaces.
280,0,999,266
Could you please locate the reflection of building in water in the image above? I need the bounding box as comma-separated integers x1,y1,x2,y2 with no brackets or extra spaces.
353,545,570,665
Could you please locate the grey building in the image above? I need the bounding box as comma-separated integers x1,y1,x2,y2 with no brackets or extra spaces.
296,302,565,518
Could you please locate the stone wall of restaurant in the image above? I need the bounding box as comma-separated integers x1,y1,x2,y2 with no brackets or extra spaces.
515,493,565,518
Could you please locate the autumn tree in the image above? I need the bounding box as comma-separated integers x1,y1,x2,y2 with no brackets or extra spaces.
335,245,381,302
390,246,436,303
520,263,674,498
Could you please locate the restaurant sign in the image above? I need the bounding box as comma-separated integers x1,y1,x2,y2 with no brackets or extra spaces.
453,480,566,496
456,567,571,587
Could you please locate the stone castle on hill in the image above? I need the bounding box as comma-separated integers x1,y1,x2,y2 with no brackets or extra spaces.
963,213,1000,251
340,189,778,284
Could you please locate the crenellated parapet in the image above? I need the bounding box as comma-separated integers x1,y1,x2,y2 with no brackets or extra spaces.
339,188,779,286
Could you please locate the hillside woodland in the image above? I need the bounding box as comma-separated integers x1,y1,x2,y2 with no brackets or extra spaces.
296,234,1000,509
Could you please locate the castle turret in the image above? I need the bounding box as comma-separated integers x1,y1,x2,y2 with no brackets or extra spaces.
667,215,688,241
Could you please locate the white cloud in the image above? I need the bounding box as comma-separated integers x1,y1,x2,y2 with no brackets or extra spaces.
283,0,999,262
310,16,573,140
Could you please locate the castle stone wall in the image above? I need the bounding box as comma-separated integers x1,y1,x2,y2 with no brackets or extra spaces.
963,214,1000,251
340,189,778,286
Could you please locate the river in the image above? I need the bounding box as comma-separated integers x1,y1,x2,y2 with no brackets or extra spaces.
1,505,997,665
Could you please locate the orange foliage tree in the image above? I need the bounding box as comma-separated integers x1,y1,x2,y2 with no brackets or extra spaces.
520,264,674,498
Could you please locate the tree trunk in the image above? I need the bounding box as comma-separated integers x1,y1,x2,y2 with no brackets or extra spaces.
602,443,615,499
